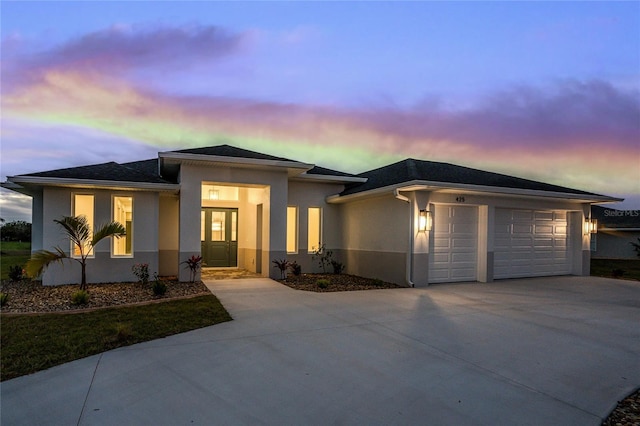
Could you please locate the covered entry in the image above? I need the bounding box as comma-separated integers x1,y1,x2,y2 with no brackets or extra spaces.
201,207,238,267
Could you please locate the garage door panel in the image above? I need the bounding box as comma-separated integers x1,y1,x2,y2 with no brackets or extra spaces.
535,211,554,221
430,205,478,283
513,210,534,221
494,208,572,279
535,225,554,234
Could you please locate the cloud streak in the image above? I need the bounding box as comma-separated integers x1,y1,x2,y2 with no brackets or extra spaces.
2,23,250,89
2,23,638,208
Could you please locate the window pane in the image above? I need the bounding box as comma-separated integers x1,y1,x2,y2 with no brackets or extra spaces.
113,197,132,256
231,211,237,242
307,207,321,252
211,211,225,241
201,211,206,242
287,206,297,253
73,194,94,257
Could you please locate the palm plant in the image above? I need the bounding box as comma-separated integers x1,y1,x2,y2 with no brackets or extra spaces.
26,215,126,290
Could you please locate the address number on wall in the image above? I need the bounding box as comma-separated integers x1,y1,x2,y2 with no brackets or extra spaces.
455,196,466,203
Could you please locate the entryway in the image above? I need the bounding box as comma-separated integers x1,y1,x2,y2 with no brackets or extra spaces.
201,207,238,267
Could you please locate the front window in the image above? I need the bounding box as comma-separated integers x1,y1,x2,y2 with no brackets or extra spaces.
287,206,298,253
73,194,94,257
307,207,322,252
113,196,133,256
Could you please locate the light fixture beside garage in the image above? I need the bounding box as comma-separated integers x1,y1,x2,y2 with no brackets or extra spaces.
419,210,432,232
584,217,598,234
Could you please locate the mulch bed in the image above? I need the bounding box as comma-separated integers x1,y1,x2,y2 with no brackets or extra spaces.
603,388,640,426
279,273,401,292
0,279,210,313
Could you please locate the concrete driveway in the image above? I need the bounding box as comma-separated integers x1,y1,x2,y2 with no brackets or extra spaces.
1,276,639,425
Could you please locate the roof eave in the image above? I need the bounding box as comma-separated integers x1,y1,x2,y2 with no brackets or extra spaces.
327,180,622,204
159,152,315,176
292,174,368,184
6,176,180,193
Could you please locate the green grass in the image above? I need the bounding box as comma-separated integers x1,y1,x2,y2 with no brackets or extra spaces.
1,241,31,280
591,258,640,281
1,295,232,381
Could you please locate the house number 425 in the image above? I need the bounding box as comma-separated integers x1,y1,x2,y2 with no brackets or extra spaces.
455,196,466,203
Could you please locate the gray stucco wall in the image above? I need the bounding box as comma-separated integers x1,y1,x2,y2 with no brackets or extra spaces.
38,187,160,285
592,230,640,259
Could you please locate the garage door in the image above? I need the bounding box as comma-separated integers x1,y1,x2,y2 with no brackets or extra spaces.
494,209,571,279
430,205,478,283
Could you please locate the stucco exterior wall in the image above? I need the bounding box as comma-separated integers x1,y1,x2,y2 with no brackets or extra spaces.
592,230,640,259
37,187,160,285
159,195,179,276
338,194,410,284
286,181,344,273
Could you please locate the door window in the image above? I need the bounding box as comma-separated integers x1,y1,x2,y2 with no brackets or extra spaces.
211,211,226,241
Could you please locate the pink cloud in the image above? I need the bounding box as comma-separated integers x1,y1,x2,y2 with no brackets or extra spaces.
2,23,250,90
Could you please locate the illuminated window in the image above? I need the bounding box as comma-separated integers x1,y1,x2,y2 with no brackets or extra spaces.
287,206,298,253
73,194,94,257
307,207,322,252
113,196,133,256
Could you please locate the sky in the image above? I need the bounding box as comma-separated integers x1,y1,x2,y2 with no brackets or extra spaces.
1,1,639,222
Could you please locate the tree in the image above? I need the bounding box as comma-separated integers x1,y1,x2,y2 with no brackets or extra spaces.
0,220,32,242
26,216,125,290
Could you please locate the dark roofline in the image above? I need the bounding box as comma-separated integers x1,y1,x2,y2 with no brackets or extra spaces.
340,158,608,198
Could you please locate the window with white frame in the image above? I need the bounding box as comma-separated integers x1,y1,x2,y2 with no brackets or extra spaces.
113,196,133,256
307,207,322,252
287,206,298,253
73,194,94,257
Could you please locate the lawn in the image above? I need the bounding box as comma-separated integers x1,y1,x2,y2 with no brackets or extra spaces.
591,258,640,281
1,241,30,280
1,295,232,381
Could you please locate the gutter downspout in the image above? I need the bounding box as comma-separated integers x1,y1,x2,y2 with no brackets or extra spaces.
394,189,415,287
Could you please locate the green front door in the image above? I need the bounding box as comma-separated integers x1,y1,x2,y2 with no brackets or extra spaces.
201,208,238,267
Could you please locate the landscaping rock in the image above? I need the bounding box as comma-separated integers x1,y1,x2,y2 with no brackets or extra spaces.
0,279,210,313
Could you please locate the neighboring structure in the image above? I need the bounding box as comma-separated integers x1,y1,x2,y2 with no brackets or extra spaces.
3,145,621,286
590,206,640,259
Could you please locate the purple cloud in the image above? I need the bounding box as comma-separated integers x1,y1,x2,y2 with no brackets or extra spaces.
353,80,640,151
2,23,250,90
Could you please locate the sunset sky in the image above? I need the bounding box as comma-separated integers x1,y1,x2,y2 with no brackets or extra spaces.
1,1,639,222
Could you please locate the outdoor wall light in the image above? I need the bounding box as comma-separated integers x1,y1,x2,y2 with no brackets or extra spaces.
584,218,598,235
419,210,432,232
209,189,219,200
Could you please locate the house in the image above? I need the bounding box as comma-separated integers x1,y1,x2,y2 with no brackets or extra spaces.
590,206,640,259
2,144,621,286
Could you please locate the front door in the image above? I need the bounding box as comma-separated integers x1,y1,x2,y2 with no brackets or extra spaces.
201,208,238,267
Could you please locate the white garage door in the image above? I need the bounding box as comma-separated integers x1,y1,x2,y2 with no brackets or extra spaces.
430,205,478,283
494,209,571,279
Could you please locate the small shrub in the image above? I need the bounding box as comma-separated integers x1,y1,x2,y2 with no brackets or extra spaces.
331,260,345,274
630,238,640,258
181,255,203,283
272,258,289,279
0,292,9,307
71,290,90,306
311,244,333,273
316,279,330,289
131,263,150,285
113,322,133,342
289,261,302,276
152,277,167,296
8,265,24,282
612,268,626,278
